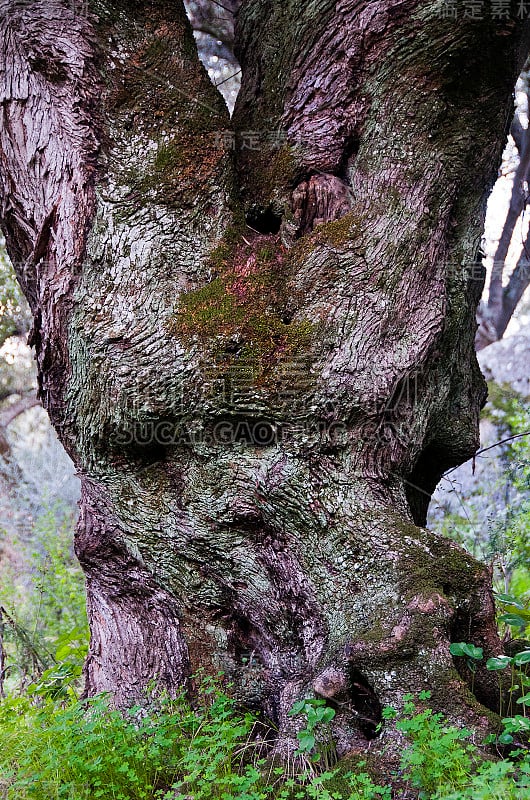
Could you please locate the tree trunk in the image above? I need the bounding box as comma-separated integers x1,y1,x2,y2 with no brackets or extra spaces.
477,91,530,349
1,0,529,760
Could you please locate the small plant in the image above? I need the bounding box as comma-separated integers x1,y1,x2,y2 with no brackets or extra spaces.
288,697,337,772
433,756,530,800
383,692,474,798
25,626,87,701
272,769,391,800
449,642,484,693
0,502,88,693
494,592,530,640
486,645,530,743
384,692,530,799
447,638,530,744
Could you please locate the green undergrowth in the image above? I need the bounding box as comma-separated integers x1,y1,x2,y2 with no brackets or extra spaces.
1,684,530,800
2,506,530,799
0,682,387,800
0,502,88,695
384,692,530,799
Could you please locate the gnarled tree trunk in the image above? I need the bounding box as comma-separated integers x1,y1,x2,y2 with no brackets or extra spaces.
1,0,529,760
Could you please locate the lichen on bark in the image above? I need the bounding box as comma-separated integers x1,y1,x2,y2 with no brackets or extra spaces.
1,0,530,765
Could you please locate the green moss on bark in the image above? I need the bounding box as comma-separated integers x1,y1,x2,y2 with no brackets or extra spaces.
238,143,299,210
167,232,317,388
285,211,363,270
135,133,230,205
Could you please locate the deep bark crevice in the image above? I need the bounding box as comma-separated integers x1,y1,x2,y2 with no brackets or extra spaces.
449,605,501,715
245,204,283,234
346,668,382,741
405,443,456,527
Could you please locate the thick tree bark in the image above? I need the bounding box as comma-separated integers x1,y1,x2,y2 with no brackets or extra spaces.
1,0,529,761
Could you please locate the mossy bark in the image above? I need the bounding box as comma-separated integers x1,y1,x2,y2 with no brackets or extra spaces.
1,0,529,762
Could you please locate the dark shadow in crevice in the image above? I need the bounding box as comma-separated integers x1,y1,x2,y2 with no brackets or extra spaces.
228,611,266,665
449,611,500,714
336,134,360,182
405,442,457,527
347,668,382,740
245,204,282,234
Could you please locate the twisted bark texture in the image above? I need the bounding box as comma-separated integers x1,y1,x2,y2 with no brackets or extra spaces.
1,0,529,758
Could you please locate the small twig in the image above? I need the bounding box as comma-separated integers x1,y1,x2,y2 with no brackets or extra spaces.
439,474,480,545
0,605,51,670
210,0,234,12
214,69,242,87
444,430,530,477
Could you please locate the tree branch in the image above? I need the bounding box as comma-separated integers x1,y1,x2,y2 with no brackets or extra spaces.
488,121,530,330
496,245,530,339
0,394,39,428
184,0,241,48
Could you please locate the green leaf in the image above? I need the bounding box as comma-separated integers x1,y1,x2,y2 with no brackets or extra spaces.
289,700,307,717
514,650,530,666
499,613,527,627
486,656,513,670
503,716,530,732
495,593,524,609
55,643,73,660
296,732,315,752
516,694,530,705
498,733,514,744
450,642,483,660
320,707,336,723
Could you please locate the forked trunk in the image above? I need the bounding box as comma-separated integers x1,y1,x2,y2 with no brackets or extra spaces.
0,0,528,759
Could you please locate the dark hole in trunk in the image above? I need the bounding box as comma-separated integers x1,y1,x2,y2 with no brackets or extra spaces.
246,205,282,234
109,420,172,466
449,610,500,713
336,134,360,182
348,668,382,740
